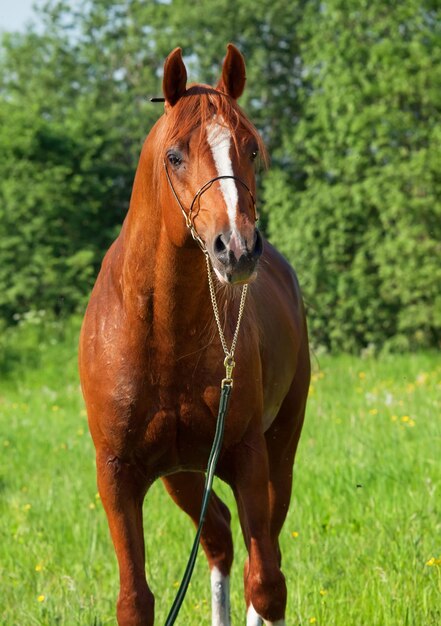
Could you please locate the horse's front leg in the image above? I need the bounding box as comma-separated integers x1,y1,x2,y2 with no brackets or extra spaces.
96,448,153,626
231,431,287,626
162,472,234,626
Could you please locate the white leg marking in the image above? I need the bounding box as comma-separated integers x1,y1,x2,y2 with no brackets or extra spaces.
211,566,231,626
206,120,239,230
247,604,264,626
246,603,286,626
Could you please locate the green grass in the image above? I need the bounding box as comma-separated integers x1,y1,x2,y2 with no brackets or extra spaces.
1,318,440,625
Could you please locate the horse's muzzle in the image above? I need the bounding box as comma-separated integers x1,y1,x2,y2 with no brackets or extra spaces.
210,228,263,284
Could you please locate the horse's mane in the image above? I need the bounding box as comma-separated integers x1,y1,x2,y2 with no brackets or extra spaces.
154,84,268,179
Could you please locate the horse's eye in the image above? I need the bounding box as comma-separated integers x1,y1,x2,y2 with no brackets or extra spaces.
251,149,258,162
167,151,182,167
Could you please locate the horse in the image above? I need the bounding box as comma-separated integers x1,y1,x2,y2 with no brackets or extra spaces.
79,43,310,626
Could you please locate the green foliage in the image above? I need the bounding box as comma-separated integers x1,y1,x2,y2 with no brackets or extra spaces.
0,0,440,351
0,12,160,321
265,0,441,351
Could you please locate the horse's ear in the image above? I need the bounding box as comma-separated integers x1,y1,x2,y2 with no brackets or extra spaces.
163,47,187,107
216,43,246,100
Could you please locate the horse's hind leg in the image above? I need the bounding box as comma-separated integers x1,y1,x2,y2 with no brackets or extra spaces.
162,472,234,626
96,449,153,626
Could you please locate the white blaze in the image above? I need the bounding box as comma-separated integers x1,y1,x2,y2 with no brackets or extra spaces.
206,120,239,229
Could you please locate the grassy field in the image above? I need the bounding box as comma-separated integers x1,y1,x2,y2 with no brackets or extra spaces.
0,317,440,625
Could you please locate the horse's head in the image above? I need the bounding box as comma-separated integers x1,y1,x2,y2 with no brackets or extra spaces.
156,44,267,285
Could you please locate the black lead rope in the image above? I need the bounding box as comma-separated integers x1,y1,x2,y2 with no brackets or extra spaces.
164,382,233,626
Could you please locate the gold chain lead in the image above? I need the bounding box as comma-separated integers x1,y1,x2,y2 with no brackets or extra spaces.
204,253,248,388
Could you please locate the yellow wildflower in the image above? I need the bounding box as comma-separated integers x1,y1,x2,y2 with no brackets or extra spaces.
37,595,45,603
416,373,428,386
291,531,299,538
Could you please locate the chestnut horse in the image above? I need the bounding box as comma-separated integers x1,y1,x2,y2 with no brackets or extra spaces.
79,44,310,626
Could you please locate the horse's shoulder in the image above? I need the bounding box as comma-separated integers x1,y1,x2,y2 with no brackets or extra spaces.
259,239,304,310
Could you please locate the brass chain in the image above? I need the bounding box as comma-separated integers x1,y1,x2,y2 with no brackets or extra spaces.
204,253,248,387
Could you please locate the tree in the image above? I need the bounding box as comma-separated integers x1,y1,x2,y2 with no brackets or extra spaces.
265,0,441,351
0,6,160,320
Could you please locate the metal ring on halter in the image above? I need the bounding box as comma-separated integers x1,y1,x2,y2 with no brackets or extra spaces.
163,161,258,253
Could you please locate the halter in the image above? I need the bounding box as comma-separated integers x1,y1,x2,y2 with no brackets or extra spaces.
163,160,258,253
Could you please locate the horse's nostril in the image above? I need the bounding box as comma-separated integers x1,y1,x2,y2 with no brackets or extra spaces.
253,229,263,258
214,234,227,255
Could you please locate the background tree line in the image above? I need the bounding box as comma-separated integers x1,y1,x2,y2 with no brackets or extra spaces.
0,0,439,352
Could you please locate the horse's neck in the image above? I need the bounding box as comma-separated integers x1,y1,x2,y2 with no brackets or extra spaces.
151,230,210,346
120,160,212,353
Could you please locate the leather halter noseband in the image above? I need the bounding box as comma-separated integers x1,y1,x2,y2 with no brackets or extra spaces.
163,160,258,253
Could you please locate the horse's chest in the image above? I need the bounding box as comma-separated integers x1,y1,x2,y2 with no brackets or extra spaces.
143,380,257,465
